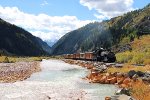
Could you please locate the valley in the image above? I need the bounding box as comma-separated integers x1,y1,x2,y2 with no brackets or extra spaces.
0,2,150,100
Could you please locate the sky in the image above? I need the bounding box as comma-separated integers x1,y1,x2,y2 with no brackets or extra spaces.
0,0,150,46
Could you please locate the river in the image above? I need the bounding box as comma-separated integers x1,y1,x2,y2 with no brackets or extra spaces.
0,59,117,100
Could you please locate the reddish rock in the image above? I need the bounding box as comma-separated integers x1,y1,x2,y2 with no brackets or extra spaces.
87,65,93,69
100,76,107,84
120,84,128,88
105,97,111,100
88,73,98,80
105,73,110,77
117,77,125,84
109,77,117,84
123,78,131,85
95,75,103,80
107,75,114,80
117,73,123,78
92,75,103,83
105,79,110,84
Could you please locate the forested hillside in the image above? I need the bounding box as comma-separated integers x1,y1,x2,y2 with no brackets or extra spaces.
0,18,51,56
52,4,150,55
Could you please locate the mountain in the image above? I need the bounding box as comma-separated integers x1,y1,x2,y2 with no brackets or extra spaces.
52,4,150,55
45,40,57,47
0,18,51,56
36,37,52,54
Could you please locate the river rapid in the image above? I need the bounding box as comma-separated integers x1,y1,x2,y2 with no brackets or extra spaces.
0,59,117,100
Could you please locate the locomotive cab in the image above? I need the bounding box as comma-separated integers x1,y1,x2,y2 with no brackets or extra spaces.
94,48,116,62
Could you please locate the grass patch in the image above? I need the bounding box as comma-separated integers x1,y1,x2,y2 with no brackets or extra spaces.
107,64,150,73
0,56,10,63
116,35,150,64
0,56,53,63
131,80,150,100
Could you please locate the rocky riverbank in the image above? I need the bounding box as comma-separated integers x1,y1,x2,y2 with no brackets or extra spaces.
0,61,41,83
64,59,150,100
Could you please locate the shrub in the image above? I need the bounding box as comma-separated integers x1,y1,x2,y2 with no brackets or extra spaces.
116,51,133,63
131,53,144,64
3,56,9,63
116,50,150,64
116,35,150,65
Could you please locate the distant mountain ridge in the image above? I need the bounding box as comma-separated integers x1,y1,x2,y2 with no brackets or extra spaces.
52,3,150,55
0,18,51,56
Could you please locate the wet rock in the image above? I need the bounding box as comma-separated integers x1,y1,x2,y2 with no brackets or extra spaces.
115,94,135,100
110,95,120,100
115,88,131,96
105,96,111,100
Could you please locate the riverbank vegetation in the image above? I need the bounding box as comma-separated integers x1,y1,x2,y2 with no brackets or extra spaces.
107,64,150,73
0,56,52,63
116,35,150,65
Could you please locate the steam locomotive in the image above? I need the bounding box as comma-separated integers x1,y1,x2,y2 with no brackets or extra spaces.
64,48,116,63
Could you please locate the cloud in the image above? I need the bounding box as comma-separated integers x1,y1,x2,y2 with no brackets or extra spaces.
80,0,134,20
40,0,48,6
0,6,93,45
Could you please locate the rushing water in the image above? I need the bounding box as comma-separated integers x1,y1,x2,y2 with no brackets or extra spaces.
0,59,117,100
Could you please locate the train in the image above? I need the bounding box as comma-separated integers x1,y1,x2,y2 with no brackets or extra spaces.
63,48,116,63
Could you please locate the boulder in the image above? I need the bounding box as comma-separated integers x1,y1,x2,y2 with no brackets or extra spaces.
128,70,136,78
87,73,98,80
105,79,110,84
117,77,124,84
92,75,103,82
123,78,131,85
120,84,128,88
141,72,150,82
116,94,135,100
110,95,120,100
117,72,123,78
109,77,117,84
100,76,107,84
95,64,107,73
123,73,128,78
115,88,131,96
132,74,138,81
136,71,145,77
111,72,117,77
